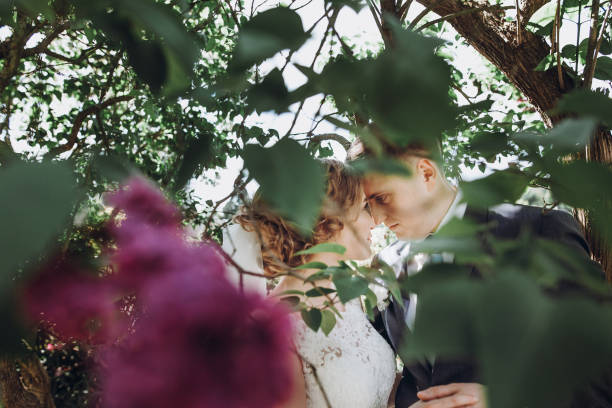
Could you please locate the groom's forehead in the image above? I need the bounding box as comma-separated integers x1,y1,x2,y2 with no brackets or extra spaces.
363,174,399,195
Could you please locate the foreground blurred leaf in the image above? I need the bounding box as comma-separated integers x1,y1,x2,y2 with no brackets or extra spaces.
246,69,291,114
0,162,80,279
92,154,133,183
461,170,530,209
291,20,455,150
514,118,597,156
242,138,325,234
75,0,200,95
228,7,309,73
349,158,411,177
469,131,508,161
401,274,612,408
548,161,612,240
555,89,612,128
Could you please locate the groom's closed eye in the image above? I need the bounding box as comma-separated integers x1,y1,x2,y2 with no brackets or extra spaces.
371,194,389,205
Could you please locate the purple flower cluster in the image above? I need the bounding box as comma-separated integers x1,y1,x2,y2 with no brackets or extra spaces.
23,259,120,343
23,176,295,408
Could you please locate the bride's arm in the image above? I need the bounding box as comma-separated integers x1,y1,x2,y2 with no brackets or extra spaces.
277,351,307,408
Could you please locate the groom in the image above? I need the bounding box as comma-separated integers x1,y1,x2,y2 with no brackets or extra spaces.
348,140,606,408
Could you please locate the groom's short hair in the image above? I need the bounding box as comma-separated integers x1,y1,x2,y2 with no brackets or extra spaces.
346,138,440,162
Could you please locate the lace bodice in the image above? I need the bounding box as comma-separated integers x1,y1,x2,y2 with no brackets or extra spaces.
294,300,397,408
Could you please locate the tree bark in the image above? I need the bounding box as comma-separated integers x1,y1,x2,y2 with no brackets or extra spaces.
0,355,56,408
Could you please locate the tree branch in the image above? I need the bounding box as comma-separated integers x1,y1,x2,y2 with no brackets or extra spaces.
45,96,134,159
308,133,351,150
415,5,513,32
519,0,550,25
21,21,71,58
414,0,564,125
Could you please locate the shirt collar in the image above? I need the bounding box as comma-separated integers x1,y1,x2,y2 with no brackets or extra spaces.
433,188,466,234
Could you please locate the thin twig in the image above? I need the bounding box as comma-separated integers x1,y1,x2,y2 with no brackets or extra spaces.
407,0,444,30
203,174,248,236
367,0,384,34
398,0,413,22
298,352,333,408
592,3,612,77
583,0,601,88
576,0,583,74
515,0,522,45
555,0,565,89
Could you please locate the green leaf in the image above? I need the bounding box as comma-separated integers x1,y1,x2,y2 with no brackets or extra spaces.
594,56,612,81
246,68,290,114
555,89,612,128
15,0,55,20
301,308,322,332
326,0,365,12
561,44,577,59
278,289,305,296
304,270,332,282
534,54,555,71
305,287,336,297
289,22,455,150
173,132,214,191
349,158,412,177
469,131,508,161
243,138,326,234
0,162,80,279
332,268,369,303
379,264,402,303
320,309,337,336
228,7,309,73
547,161,612,240
363,288,378,308
400,274,612,408
295,242,346,256
294,261,328,270
92,154,133,183
544,118,597,153
461,170,530,209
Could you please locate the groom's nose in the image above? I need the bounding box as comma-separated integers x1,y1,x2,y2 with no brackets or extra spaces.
369,204,384,225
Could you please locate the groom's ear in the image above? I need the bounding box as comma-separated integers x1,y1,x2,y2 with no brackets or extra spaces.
416,159,438,189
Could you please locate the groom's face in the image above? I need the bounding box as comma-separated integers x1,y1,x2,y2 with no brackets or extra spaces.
362,158,439,240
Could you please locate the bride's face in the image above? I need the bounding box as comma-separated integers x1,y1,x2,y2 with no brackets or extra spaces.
334,192,375,261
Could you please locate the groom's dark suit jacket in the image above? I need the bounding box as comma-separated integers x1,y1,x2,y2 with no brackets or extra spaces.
373,203,610,408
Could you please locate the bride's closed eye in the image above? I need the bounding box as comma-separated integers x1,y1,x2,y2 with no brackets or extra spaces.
363,201,371,215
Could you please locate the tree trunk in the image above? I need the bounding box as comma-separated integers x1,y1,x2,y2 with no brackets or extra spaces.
0,355,56,408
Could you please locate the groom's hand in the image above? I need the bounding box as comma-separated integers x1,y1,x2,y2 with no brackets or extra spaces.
414,383,486,408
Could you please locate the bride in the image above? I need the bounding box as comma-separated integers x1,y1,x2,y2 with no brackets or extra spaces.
221,159,397,408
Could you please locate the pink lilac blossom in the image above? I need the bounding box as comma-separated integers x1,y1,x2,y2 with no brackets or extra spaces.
100,266,295,408
22,259,121,343
25,176,295,407
109,220,226,293
105,176,180,229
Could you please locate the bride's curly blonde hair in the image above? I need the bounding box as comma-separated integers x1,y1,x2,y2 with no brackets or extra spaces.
235,159,363,277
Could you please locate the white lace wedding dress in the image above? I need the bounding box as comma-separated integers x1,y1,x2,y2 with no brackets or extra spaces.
222,225,397,408
294,299,396,408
